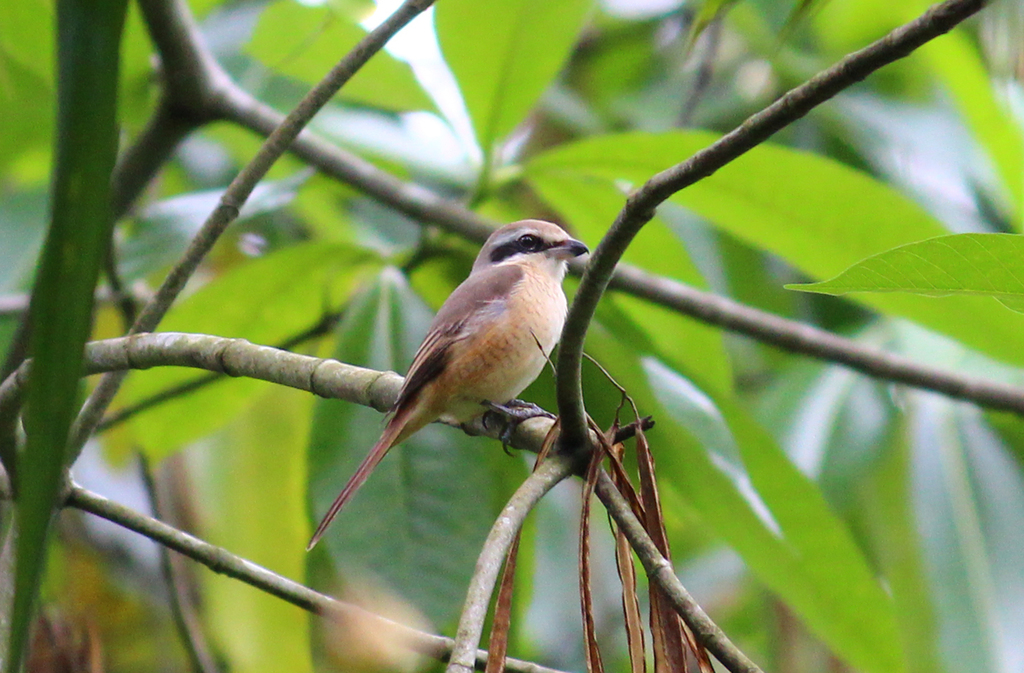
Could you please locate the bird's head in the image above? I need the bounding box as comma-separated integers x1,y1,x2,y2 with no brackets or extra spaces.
474,220,589,275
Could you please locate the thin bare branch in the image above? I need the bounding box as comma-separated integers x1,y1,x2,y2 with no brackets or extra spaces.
594,471,763,673
110,0,237,218
556,0,988,451
64,485,567,673
138,456,219,673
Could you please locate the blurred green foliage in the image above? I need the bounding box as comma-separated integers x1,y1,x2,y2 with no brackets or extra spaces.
2,0,1023,672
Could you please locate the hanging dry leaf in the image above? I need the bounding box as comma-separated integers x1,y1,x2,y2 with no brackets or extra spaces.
635,427,714,673
484,533,521,673
579,447,606,673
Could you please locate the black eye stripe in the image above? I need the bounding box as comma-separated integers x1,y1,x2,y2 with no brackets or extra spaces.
490,240,523,263
488,234,554,263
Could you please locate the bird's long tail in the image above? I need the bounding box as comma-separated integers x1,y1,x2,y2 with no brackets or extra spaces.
307,407,416,551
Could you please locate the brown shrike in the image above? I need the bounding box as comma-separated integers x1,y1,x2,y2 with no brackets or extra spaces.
308,220,588,550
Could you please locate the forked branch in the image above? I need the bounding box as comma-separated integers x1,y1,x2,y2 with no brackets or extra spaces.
555,0,988,450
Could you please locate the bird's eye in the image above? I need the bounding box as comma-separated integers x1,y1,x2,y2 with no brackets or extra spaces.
517,234,543,252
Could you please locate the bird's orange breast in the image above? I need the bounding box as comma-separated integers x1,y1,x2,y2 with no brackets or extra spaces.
432,261,567,424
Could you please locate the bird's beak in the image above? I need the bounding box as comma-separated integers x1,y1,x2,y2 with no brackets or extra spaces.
551,238,589,260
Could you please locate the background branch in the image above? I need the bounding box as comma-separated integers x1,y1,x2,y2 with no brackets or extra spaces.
110,0,237,219
555,0,988,450
64,485,566,673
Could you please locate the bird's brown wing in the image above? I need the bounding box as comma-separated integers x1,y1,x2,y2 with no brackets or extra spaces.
394,263,524,410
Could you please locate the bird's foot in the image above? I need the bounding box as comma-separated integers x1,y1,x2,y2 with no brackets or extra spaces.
482,400,556,449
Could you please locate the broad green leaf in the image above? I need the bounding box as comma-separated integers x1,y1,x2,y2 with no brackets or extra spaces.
863,431,946,673
118,4,163,130
118,242,376,460
8,0,127,669
187,0,262,20
815,0,1023,220
0,0,54,79
121,172,311,280
0,0,54,171
587,307,904,673
434,0,592,161
306,268,524,628
248,1,432,113
916,30,1024,221
685,0,738,50
525,131,1024,368
909,395,1024,673
0,190,48,292
200,387,315,673
757,343,946,671
525,166,733,396
755,348,895,503
789,234,1024,314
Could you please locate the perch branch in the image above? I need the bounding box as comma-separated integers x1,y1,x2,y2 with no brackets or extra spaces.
0,333,558,456
96,308,343,431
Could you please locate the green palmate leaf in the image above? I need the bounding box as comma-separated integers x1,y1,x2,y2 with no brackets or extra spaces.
200,387,315,673
0,191,48,293
685,0,737,49
789,234,1024,313
306,268,525,628
434,0,592,162
7,0,127,670
118,242,376,460
248,0,432,112
0,0,53,80
525,131,1024,368
756,347,945,671
755,351,890,496
587,306,904,673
